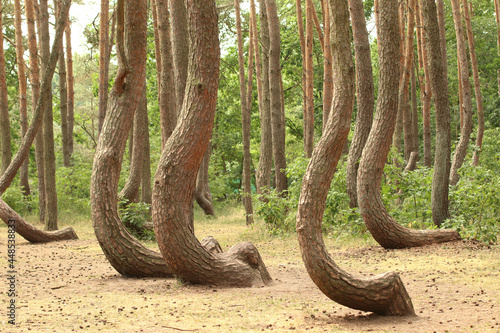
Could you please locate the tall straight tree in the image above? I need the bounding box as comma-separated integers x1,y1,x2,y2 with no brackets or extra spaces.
461,0,484,167
495,0,500,96
152,0,271,287
356,0,460,248
65,19,74,158
304,0,314,157
14,0,30,195
98,0,110,138
254,0,272,194
297,0,415,316
57,5,71,167
449,0,473,186
235,0,254,225
267,0,288,195
321,0,333,131
346,0,374,208
0,2,12,175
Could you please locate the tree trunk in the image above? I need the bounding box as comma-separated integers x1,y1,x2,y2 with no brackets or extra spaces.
141,100,152,205
152,0,271,287
297,0,415,316
255,0,273,194
436,0,448,82
0,3,12,175
26,0,46,223
14,0,31,196
346,0,374,208
169,0,188,110
410,61,419,161
194,148,215,216
65,20,74,158
322,0,333,132
461,0,484,167
449,0,473,186
416,0,432,167
267,0,288,195
304,0,314,157
495,0,500,96
294,0,307,151
91,0,172,278
235,0,254,224
57,19,71,168
98,0,110,138
421,0,453,226
357,0,460,248
119,85,146,204
156,0,177,147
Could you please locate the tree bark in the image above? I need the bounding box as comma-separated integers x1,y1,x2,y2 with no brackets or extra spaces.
26,0,46,223
255,0,273,194
294,0,307,151
91,0,172,278
0,3,12,175
65,20,74,158
57,15,71,168
267,0,288,195
169,0,189,110
98,0,110,138
141,94,152,205
495,0,500,96
14,0,31,196
346,0,374,208
194,148,215,216
357,0,460,248
449,0,473,186
152,0,271,287
410,61,419,161
461,0,484,167
304,0,315,157
297,0,415,316
235,0,254,224
321,0,333,132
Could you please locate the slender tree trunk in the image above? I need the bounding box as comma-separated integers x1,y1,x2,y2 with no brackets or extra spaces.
0,4,12,175
58,22,71,167
41,0,58,231
152,0,271,287
235,0,254,224
322,0,333,132
410,61,419,165
449,0,473,186
416,0,432,167
65,20,74,158
91,0,172,278
254,0,273,194
346,0,374,208
98,0,110,138
14,0,31,196
26,0,46,223
495,0,500,96
461,0,484,167
267,0,288,195
304,0,315,157
297,0,415,316
295,0,307,151
169,0,188,110
141,107,152,205
436,0,448,82
422,0,453,226
194,148,215,216
357,0,460,248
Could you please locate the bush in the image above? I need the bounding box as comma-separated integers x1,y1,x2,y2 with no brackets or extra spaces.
118,200,155,241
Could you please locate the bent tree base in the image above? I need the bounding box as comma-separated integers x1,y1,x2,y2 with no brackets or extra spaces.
0,199,77,243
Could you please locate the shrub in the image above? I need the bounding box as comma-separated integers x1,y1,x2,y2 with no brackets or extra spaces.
118,199,155,241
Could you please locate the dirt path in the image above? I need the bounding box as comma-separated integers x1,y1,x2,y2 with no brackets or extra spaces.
0,224,499,332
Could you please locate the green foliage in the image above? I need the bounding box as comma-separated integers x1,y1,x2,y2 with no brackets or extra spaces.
118,200,155,241
3,181,35,215
253,189,294,235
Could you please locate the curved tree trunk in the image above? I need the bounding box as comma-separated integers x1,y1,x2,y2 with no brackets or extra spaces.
255,0,273,194
449,0,473,186
90,0,172,278
14,0,31,196
357,0,460,249
297,0,414,316
152,0,271,287
268,0,288,195
346,0,374,208
194,148,215,216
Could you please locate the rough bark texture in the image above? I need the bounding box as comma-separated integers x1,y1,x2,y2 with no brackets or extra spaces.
91,0,172,278
255,0,273,194
152,0,271,287
461,0,484,167
14,0,31,195
436,0,448,82
267,0,288,195
297,0,415,316
449,0,473,186
235,0,254,224
421,0,453,227
141,107,152,205
65,20,74,157
346,0,374,208
322,0,333,132
0,4,12,175
119,85,146,204
26,0,46,223
98,0,110,138
169,0,189,110
195,148,215,216
357,0,460,249
304,0,315,157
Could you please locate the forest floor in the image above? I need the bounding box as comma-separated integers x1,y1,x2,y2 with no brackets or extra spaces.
0,207,499,333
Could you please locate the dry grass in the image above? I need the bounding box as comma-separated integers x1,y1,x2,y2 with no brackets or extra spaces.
0,206,499,332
